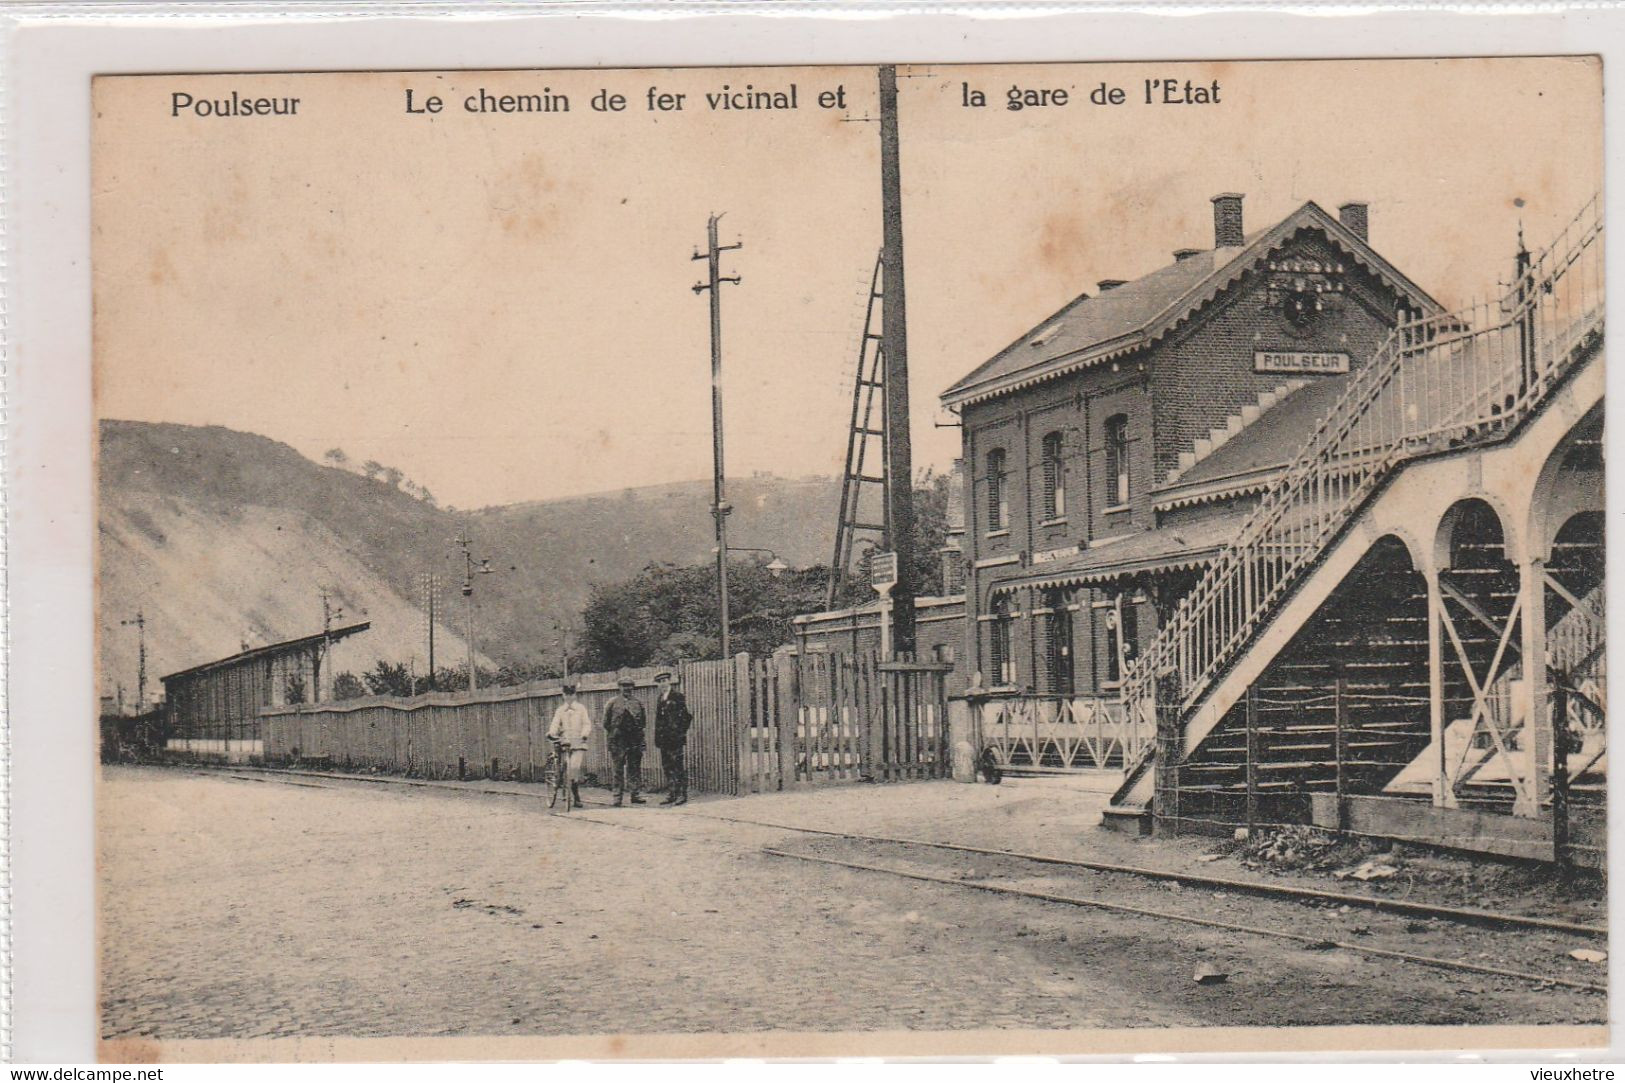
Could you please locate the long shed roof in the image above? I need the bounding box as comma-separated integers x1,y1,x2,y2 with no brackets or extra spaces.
160,621,372,684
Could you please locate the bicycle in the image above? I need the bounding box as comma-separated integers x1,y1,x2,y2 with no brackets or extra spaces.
545,739,577,812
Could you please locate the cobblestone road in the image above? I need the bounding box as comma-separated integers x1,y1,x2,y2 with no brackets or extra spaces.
99,767,1604,1046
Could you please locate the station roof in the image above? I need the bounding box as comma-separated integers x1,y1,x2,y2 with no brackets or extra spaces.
160,621,371,684
987,506,1255,595
940,201,1441,408
1153,375,1353,507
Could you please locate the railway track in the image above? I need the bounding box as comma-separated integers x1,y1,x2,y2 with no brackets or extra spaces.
759,838,1607,996
195,765,1608,994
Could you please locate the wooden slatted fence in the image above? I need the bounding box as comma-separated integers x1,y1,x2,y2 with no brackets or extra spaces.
259,649,948,796
262,659,744,795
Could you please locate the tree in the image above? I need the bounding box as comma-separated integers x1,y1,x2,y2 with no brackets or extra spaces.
905,467,952,598
835,470,952,608
323,448,351,470
331,671,367,700
382,466,405,490
580,558,830,671
361,460,384,482
362,660,415,697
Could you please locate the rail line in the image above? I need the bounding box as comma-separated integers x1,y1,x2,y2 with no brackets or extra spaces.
192,765,1605,939
672,810,1607,939
760,847,1608,996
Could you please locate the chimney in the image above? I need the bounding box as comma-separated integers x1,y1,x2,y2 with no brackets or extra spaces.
939,539,965,597
941,458,967,594
1173,248,1203,262
1211,193,1245,248
1097,279,1127,292
1338,201,1370,243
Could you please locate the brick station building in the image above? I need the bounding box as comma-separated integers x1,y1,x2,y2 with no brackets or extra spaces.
795,194,1443,708
941,194,1442,702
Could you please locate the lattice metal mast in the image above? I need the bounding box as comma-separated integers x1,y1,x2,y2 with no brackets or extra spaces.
826,249,892,607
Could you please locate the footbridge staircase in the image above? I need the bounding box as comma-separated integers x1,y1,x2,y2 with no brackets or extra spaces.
1110,198,1605,858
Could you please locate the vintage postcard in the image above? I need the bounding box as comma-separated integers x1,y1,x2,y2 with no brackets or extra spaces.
91,57,1607,1060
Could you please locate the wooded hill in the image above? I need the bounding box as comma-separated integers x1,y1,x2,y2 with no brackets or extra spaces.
98,419,843,697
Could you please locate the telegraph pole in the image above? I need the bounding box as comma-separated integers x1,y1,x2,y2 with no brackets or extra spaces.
120,609,147,712
319,590,343,703
456,528,493,693
424,571,438,691
878,64,917,654
693,214,742,658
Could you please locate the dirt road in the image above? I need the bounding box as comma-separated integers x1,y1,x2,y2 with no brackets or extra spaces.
99,766,1604,1046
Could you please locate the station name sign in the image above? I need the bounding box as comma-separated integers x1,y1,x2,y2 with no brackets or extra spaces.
870,551,899,591
1255,350,1350,374
1029,544,1082,566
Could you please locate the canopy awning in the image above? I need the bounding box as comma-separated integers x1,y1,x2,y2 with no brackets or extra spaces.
989,506,1255,595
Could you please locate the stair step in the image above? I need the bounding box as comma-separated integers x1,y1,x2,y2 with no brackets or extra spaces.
1101,802,1152,836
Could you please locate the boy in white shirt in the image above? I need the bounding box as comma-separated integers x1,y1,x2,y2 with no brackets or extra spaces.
547,682,592,809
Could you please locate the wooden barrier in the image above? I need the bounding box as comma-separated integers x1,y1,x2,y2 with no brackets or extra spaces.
262,659,746,795
260,649,952,797
738,650,951,791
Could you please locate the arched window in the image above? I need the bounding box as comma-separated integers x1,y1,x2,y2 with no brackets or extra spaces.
1041,431,1067,520
989,595,1015,686
1104,414,1131,508
1045,589,1074,695
985,448,1008,532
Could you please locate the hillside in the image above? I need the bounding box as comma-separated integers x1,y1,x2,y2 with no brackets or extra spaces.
97,420,843,698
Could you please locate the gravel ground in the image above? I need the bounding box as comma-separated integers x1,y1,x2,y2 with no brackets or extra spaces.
99,766,1607,1054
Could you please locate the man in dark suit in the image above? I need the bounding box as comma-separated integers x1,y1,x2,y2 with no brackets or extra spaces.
653,670,692,805
603,676,647,807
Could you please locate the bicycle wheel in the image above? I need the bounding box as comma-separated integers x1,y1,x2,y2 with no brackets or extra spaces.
546,754,564,809
556,756,572,813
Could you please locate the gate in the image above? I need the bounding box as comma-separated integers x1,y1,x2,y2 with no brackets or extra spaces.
739,650,952,792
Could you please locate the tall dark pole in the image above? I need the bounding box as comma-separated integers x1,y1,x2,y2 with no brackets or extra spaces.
455,528,493,693
121,609,147,712
426,572,437,691
693,214,742,658
879,65,917,654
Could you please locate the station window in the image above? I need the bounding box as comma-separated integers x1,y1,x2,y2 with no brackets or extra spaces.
985,448,1009,532
1045,590,1074,696
1041,431,1067,521
1104,596,1140,685
989,596,1014,686
1104,414,1131,508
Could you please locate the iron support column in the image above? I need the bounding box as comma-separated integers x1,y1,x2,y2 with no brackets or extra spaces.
1425,567,1453,808
1517,555,1551,818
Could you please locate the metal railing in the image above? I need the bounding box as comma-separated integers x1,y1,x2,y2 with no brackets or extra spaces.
1122,198,1605,762
975,692,1153,771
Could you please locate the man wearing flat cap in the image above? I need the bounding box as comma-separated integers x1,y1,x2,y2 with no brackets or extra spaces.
603,676,647,807
653,670,692,806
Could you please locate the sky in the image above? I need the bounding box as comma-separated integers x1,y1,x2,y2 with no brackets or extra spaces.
94,58,1602,509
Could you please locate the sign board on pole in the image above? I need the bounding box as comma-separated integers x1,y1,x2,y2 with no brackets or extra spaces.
870,551,899,593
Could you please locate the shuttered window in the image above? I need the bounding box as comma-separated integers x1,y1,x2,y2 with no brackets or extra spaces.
1041,431,1066,520
1104,414,1131,508
986,448,1008,532
990,597,1014,686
